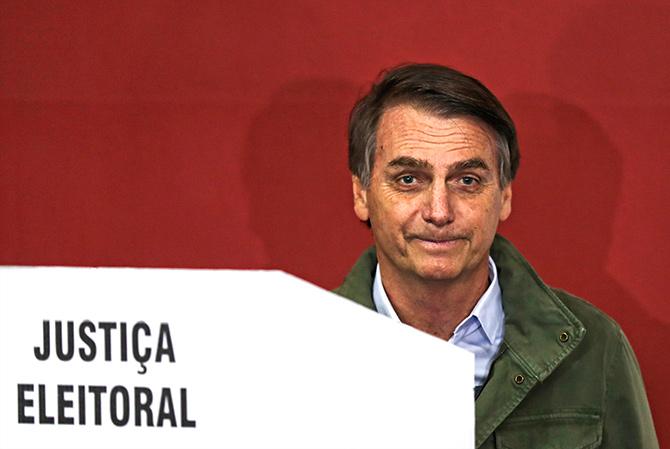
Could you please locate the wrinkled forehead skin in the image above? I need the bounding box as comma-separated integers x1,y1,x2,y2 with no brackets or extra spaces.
374,104,504,185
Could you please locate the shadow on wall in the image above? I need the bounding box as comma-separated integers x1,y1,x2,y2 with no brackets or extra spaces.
243,79,372,289
499,93,668,438
547,4,670,441
501,93,620,289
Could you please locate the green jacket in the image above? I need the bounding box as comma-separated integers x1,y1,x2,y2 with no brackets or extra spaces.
334,235,658,448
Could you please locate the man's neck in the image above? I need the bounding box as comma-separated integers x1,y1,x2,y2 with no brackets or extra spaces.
378,262,490,341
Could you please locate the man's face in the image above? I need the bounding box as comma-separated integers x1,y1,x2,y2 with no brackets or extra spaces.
353,105,512,284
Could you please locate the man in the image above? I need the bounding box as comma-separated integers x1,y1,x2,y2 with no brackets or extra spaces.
334,64,658,448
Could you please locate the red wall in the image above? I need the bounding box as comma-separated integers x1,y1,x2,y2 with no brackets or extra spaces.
2,1,668,443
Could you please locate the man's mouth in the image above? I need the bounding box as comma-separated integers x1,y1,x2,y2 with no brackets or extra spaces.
409,235,467,249
409,233,466,242
417,237,461,243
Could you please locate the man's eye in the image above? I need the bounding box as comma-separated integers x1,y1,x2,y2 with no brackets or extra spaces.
460,176,478,186
399,175,416,184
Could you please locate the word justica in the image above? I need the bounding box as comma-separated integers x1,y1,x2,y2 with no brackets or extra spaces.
34,320,175,374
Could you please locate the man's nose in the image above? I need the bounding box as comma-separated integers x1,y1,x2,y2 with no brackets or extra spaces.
421,183,454,226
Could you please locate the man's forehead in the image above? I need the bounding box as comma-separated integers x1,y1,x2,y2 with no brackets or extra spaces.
375,105,498,163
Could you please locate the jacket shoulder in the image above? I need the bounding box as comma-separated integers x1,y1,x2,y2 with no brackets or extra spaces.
332,246,377,310
550,288,623,341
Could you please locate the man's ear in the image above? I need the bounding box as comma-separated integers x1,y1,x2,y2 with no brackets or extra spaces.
499,183,512,222
352,176,370,222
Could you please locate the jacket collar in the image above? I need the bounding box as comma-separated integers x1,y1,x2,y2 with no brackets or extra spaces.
489,236,586,381
333,246,377,310
334,235,586,446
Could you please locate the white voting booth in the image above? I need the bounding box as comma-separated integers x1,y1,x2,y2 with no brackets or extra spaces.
0,267,473,449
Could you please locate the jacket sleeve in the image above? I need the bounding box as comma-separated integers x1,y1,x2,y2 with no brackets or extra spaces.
601,330,659,448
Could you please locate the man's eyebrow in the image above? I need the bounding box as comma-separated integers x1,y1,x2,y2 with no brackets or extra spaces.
450,158,490,172
387,156,433,170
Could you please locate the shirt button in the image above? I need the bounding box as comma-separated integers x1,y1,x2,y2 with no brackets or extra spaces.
514,374,525,385
559,331,570,343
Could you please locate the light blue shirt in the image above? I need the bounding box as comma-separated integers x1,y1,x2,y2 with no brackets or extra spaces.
372,257,505,387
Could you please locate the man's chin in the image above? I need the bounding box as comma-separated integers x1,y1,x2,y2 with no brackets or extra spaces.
412,262,464,282
404,247,467,280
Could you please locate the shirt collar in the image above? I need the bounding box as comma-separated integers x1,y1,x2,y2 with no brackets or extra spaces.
372,257,503,344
